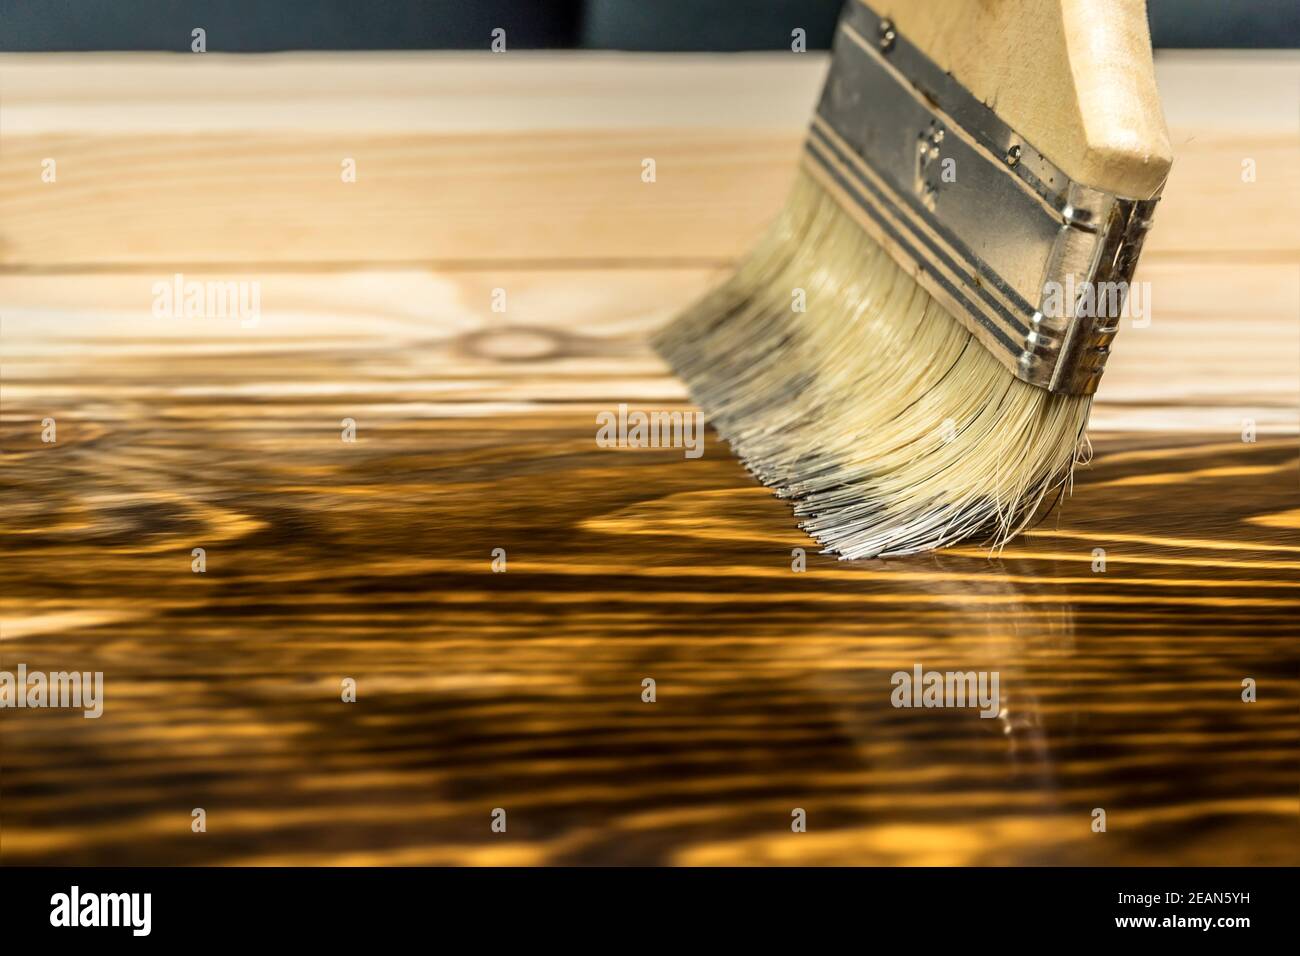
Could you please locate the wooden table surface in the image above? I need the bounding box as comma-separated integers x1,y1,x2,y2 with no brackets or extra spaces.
1,51,1297,866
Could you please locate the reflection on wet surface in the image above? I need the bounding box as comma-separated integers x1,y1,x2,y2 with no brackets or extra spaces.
3,408,1296,866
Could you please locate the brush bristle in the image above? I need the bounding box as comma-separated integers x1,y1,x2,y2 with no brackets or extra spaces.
654,168,1093,559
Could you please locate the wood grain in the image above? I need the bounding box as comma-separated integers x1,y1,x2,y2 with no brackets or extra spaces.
2,268,1297,865
0,52,1296,266
0,51,1296,867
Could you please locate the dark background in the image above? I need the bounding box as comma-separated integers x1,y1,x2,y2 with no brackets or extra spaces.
2,0,1298,51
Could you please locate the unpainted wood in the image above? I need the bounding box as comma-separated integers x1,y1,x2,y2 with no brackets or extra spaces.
0,53,1295,267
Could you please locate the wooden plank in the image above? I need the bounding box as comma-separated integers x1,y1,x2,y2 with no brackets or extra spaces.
1,51,1297,267
2,261,1295,432
1093,260,1300,434
1,268,1296,864
1,50,1297,867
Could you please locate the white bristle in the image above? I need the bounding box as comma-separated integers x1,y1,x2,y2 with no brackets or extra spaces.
654,169,1093,559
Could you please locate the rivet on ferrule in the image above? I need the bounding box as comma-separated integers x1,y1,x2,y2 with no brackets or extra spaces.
878,19,896,52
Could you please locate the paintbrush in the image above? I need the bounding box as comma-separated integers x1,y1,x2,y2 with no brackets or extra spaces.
654,0,1172,558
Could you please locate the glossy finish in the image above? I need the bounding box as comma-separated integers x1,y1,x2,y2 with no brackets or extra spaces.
1,51,1297,866
1,269,1296,865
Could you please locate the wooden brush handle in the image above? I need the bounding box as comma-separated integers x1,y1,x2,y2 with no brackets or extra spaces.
879,0,1173,199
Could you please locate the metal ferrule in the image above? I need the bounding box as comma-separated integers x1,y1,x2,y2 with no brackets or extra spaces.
803,0,1162,395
